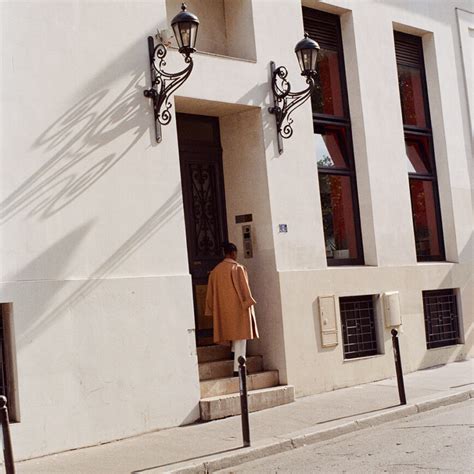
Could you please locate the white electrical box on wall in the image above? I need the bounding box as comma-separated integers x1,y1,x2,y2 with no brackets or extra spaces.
318,296,338,347
383,291,402,327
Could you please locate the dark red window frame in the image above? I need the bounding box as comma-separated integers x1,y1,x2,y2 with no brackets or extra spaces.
395,32,445,261
304,8,364,266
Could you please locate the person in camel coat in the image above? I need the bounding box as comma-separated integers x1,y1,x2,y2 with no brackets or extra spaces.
205,242,259,375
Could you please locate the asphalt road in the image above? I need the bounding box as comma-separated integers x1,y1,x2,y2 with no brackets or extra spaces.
217,399,474,473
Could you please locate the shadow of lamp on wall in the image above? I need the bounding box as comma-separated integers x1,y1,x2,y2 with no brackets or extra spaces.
268,33,320,155
143,3,200,143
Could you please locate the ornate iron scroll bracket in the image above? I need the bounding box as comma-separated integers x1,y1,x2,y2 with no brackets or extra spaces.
143,36,194,143
268,61,316,155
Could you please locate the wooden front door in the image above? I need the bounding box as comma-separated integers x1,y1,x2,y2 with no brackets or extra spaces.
176,113,228,345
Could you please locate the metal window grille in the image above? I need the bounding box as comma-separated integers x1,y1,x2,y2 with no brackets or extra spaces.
340,296,378,359
423,289,460,349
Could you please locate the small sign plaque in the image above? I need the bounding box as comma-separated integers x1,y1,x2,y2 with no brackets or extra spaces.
278,224,288,233
235,214,253,224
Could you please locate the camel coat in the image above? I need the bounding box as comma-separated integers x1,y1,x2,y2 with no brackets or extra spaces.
205,258,259,344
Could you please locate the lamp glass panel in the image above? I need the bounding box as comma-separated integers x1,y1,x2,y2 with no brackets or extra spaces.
301,49,313,73
179,22,192,48
172,23,183,48
310,48,318,71
174,21,195,49
189,23,198,49
297,48,317,73
296,50,305,72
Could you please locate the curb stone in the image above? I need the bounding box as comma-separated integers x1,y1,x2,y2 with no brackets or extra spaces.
415,390,471,412
168,439,294,474
290,421,358,449
166,389,473,474
353,405,418,429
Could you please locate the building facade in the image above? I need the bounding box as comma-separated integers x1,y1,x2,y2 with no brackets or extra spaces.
1,0,472,461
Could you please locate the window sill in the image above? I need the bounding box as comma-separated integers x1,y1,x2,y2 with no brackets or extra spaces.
169,45,257,63
328,264,371,268
426,343,464,351
343,353,384,363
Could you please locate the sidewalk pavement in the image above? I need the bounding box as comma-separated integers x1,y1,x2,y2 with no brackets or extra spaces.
17,359,473,473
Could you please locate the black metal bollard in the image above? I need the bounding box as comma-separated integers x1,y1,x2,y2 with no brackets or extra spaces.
0,396,15,474
391,329,407,405
238,356,251,447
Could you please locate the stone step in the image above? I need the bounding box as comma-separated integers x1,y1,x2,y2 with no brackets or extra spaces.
199,355,263,381
200,385,295,421
197,344,232,363
200,370,279,398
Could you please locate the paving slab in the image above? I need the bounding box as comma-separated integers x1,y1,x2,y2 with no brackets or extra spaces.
15,359,473,473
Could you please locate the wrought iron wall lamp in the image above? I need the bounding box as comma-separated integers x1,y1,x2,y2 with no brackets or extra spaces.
269,33,320,154
144,3,199,143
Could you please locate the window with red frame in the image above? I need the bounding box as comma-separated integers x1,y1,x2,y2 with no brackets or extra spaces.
395,32,445,261
304,8,364,265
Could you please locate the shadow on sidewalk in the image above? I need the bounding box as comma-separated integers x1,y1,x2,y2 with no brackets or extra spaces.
130,404,402,473
311,404,400,425
131,447,243,473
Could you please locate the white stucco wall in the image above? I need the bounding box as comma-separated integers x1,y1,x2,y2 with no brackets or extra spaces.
1,0,200,460
219,108,288,381
279,0,474,395
0,0,472,460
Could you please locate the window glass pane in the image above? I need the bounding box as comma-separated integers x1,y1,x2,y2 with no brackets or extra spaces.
319,174,359,260
315,129,349,168
312,49,344,117
405,136,431,174
409,179,441,259
398,65,427,128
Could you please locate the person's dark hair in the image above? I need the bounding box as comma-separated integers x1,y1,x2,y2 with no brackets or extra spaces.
222,242,237,255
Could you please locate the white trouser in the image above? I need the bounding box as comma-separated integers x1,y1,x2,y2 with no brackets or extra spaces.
232,339,247,373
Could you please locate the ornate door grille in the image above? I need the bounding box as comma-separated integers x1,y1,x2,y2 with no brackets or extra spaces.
340,295,378,359
189,162,221,258
423,289,460,349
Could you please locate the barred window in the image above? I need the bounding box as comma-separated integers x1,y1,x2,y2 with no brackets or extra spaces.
423,289,460,349
339,296,378,359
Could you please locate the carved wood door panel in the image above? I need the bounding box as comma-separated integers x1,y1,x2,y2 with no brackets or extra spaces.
177,114,228,344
